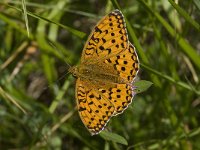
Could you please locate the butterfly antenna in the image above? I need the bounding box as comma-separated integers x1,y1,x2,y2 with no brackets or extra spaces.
48,41,72,69
42,41,73,91
43,70,71,91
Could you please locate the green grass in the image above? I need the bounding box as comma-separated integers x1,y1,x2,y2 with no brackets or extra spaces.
0,0,200,149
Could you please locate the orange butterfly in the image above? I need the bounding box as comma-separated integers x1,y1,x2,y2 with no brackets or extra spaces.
69,9,139,135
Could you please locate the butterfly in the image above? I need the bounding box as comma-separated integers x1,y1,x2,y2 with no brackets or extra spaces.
69,9,139,135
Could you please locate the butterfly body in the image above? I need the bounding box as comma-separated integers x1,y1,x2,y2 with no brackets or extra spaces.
69,9,139,135
69,63,126,85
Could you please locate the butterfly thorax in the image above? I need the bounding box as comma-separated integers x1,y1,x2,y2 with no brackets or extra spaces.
69,64,127,85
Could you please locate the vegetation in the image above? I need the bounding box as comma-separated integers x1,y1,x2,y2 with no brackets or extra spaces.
0,0,200,149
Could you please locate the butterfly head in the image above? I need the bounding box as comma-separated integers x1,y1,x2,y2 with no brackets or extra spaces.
68,66,79,77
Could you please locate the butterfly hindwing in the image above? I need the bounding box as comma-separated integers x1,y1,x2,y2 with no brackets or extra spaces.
98,84,134,115
99,43,139,115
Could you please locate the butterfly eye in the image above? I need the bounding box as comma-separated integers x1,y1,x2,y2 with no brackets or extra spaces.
72,72,77,77
69,67,78,77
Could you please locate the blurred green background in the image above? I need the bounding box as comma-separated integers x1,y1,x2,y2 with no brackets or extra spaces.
0,0,200,149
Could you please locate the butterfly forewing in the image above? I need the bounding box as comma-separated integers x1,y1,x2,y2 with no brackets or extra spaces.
81,10,128,63
76,79,115,135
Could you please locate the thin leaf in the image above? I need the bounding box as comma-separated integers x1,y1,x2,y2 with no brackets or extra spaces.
0,86,27,114
21,0,30,37
141,63,200,95
100,131,128,145
5,4,86,39
168,0,200,32
193,0,200,10
137,0,200,70
134,80,153,93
